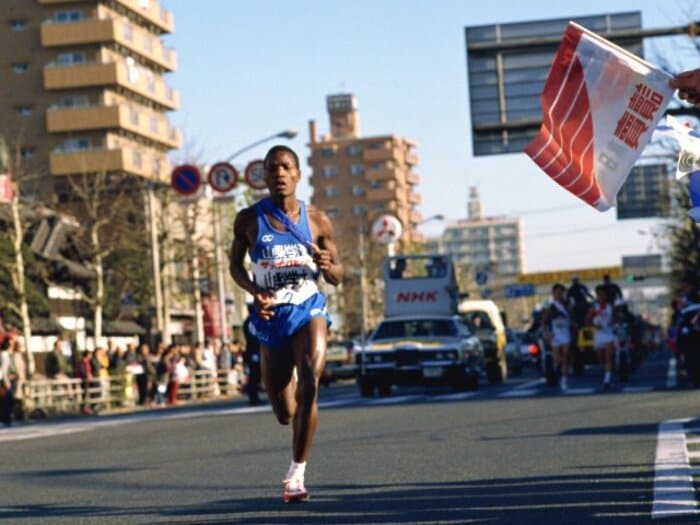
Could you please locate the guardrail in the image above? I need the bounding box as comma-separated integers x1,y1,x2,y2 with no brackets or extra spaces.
21,369,242,420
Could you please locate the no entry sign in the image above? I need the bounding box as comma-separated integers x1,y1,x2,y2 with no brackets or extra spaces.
171,164,202,195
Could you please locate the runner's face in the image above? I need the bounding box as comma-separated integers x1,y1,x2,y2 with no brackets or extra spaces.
265,151,299,198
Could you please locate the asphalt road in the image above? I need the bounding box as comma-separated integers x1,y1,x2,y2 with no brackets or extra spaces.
2,351,700,524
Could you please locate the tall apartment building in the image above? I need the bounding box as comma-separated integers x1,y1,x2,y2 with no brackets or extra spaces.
429,187,525,282
0,0,180,201
308,94,422,335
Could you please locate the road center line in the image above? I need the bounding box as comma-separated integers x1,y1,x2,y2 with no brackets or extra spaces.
652,418,698,520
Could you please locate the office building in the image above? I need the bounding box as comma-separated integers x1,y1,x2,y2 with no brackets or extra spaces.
308,94,422,335
433,187,525,281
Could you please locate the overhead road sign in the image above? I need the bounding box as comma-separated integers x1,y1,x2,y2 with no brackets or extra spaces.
504,283,535,298
244,160,267,190
171,164,202,196
518,266,622,285
207,162,239,193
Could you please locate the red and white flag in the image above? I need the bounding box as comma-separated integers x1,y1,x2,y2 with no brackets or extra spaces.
525,22,674,211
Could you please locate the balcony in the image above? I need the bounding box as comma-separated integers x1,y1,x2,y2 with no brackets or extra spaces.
49,146,170,180
363,147,395,162
405,152,419,165
43,61,179,110
408,191,422,205
366,186,400,202
41,18,177,71
113,0,175,34
406,172,421,185
39,0,175,33
46,105,181,149
409,210,424,224
365,167,395,182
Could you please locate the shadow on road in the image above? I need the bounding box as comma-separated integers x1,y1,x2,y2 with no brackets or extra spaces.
2,470,699,524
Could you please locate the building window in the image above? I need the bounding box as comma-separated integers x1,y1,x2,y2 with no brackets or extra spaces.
20,147,35,159
62,138,91,151
349,164,364,176
132,149,142,168
14,105,33,116
322,166,338,178
56,52,86,65
326,208,339,218
143,35,153,53
347,144,363,156
351,185,365,197
369,180,382,189
352,205,367,216
324,186,339,198
367,141,385,150
146,70,155,93
123,22,134,41
10,19,27,31
149,116,158,133
59,95,89,107
369,161,390,170
319,148,335,158
54,10,82,23
12,63,29,74
130,109,139,125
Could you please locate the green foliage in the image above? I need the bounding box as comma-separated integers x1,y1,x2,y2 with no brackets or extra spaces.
0,233,49,324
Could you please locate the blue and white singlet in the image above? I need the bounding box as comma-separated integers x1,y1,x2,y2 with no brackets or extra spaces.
250,198,320,305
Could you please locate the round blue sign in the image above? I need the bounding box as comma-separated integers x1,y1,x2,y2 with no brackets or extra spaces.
475,271,488,285
171,164,202,195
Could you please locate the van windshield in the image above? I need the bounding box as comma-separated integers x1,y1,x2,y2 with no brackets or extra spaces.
373,319,458,340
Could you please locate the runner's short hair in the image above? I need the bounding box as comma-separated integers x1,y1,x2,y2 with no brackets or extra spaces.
552,283,565,293
264,145,299,169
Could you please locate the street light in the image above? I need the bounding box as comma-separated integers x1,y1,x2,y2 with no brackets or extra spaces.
212,128,298,343
224,128,298,163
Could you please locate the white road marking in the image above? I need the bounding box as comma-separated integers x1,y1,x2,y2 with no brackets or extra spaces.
499,389,539,398
430,392,478,402
513,378,546,390
622,386,654,394
652,418,699,520
562,387,596,395
666,358,677,389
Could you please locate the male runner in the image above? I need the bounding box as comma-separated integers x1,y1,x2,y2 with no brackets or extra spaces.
229,145,343,503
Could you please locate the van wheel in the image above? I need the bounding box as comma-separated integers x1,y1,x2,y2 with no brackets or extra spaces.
359,379,375,398
378,381,392,397
486,362,504,384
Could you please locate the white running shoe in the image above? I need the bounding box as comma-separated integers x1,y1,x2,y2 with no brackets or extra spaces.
283,477,309,503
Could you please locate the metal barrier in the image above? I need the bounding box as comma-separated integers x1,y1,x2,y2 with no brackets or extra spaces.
20,368,243,420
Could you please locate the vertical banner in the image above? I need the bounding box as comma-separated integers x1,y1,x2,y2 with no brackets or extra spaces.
0,174,13,203
525,22,673,211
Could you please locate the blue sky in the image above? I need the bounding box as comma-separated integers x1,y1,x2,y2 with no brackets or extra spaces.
164,0,697,272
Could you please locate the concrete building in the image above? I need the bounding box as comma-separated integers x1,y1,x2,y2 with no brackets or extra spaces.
0,0,180,200
308,94,422,335
430,187,525,283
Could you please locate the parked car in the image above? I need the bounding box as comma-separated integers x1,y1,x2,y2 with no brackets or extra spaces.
321,340,356,385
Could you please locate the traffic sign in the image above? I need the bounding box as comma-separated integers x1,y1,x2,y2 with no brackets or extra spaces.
171,164,202,196
244,160,267,190
475,271,488,286
504,283,536,298
207,162,238,193
371,214,403,244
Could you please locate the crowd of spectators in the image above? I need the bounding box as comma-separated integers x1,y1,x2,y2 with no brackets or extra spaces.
0,328,250,424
